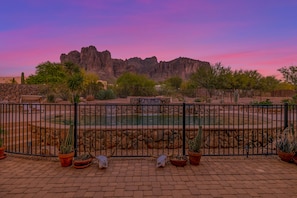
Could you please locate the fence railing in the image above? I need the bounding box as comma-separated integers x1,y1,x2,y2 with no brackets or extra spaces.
0,103,295,158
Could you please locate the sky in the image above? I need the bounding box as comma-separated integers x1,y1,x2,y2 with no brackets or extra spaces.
1,0,297,78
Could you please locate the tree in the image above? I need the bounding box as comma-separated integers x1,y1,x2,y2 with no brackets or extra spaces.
165,76,183,90
278,66,297,90
189,63,231,98
116,72,156,97
26,61,66,85
158,76,183,97
258,76,280,93
275,82,295,91
180,80,197,97
81,71,103,97
230,69,263,97
63,62,85,103
25,61,86,103
212,64,234,102
67,73,84,102
245,70,262,91
190,65,216,97
190,64,267,101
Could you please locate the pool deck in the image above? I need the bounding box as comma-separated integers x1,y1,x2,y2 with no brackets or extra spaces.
1,155,297,198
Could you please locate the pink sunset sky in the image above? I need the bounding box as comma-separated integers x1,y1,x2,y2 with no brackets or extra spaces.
1,0,297,78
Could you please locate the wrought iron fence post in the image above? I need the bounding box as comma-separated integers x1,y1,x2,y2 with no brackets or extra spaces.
284,102,288,129
74,102,78,157
182,103,186,156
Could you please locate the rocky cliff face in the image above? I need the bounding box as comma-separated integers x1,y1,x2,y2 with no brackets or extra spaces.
60,46,210,82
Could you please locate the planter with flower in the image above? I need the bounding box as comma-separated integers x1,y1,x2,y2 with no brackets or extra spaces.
170,155,188,167
73,153,93,169
188,125,203,165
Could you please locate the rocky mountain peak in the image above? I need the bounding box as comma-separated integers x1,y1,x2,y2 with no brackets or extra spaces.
60,46,210,82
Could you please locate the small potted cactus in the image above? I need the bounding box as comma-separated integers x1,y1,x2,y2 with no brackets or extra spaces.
188,126,203,165
278,125,296,163
58,125,74,167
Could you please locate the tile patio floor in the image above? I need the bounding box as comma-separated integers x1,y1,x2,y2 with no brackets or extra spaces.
1,155,297,198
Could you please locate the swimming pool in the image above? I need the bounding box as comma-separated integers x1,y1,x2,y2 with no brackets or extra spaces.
52,114,216,126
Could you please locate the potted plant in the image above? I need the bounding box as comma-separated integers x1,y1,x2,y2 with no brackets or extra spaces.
58,125,74,167
170,155,187,167
0,128,6,160
277,125,296,162
188,125,203,165
73,153,93,169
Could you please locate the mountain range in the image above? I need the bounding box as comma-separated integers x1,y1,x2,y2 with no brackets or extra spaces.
60,45,210,82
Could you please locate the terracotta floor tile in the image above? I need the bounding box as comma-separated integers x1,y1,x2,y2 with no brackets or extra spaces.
1,155,297,197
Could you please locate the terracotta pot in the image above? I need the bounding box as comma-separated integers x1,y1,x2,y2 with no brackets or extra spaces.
0,146,6,160
188,150,202,165
73,157,93,169
73,157,93,166
170,158,187,167
58,152,74,167
73,163,92,169
278,151,294,162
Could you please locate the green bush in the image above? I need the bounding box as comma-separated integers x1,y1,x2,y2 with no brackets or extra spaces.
282,99,294,105
282,94,297,105
250,99,273,106
105,89,116,99
116,72,156,97
95,89,116,100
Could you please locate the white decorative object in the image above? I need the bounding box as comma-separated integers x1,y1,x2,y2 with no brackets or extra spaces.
156,154,167,168
96,155,108,169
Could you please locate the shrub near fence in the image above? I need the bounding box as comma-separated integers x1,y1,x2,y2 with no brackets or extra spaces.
0,103,294,158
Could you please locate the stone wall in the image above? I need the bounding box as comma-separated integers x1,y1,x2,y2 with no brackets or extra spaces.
0,84,45,102
28,124,280,156
78,127,279,154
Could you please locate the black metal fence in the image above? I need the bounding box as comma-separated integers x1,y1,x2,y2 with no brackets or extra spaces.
0,102,295,158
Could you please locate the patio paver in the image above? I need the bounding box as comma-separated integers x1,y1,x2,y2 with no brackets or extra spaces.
1,155,297,197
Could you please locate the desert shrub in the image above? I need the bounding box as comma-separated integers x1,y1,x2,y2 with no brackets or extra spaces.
95,90,105,100
281,94,297,105
105,89,116,99
86,95,95,101
116,72,156,97
250,99,273,106
58,91,70,101
95,89,116,100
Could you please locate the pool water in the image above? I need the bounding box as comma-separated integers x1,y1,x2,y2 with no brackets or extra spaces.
78,114,215,126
